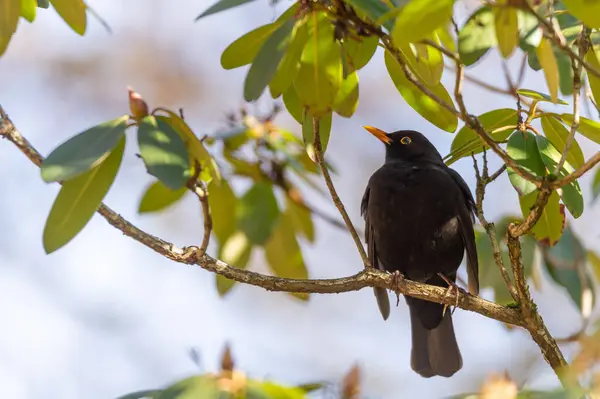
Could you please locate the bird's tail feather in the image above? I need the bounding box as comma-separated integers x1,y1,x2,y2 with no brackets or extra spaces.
409,306,462,378
373,287,390,320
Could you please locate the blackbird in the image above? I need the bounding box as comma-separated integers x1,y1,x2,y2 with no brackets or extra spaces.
360,127,479,378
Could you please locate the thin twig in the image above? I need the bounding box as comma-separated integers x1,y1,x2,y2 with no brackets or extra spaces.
551,151,600,188
311,116,370,267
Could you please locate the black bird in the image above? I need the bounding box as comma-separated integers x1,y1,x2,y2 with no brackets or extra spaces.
360,127,479,378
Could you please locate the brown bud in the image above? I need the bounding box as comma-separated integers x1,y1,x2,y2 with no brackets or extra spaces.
128,87,149,120
341,364,360,399
220,343,234,372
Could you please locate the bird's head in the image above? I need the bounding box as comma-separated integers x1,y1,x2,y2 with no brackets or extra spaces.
363,126,444,164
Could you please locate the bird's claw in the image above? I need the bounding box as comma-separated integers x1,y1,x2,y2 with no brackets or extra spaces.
391,270,405,307
437,273,462,315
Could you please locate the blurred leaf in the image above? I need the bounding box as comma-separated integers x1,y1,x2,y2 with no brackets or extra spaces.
244,18,295,102
535,135,583,218
283,86,303,123
494,4,518,58
216,231,253,296
269,20,309,98
592,167,600,202
137,116,191,190
562,0,600,29
517,89,567,105
342,35,378,73
344,0,390,26
445,108,518,164
536,37,559,103
221,24,278,70
50,0,86,35
333,71,359,117
115,390,161,399
392,0,453,44
138,180,187,214
384,50,457,132
0,0,19,56
398,34,443,86
296,382,324,393
43,136,125,254
585,47,600,105
41,115,129,182
265,213,310,301
436,24,456,52
519,190,565,247
458,6,496,66
540,115,584,169
36,0,49,8
156,376,220,399
208,179,237,244
556,50,573,96
302,111,332,160
286,196,315,242
249,381,308,399
196,0,256,20
589,250,600,282
558,114,600,144
506,131,546,196
480,373,517,399
517,10,541,52
237,181,280,245
21,0,37,22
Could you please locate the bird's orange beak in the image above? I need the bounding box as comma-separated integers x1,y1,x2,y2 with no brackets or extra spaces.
363,126,392,145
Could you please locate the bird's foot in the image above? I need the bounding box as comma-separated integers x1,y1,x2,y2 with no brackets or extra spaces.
437,273,464,315
391,270,405,307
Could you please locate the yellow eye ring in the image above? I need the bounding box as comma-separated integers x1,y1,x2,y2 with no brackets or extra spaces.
400,136,411,145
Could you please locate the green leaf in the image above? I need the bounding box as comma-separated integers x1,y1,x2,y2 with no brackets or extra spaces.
519,190,565,246
384,50,457,132
562,0,600,29
540,115,584,168
50,0,86,35
249,381,308,399
556,50,573,96
516,88,568,105
344,0,390,26
333,71,359,117
398,34,444,86
43,136,125,254
216,231,253,296
302,111,332,160
445,108,518,164
41,115,129,182
21,0,37,22
36,0,49,8
585,47,600,106
286,197,315,242
536,37,559,103
494,4,518,58
558,114,600,144
517,10,541,52
392,0,453,44
506,131,546,196
137,115,191,190
156,376,220,399
342,35,378,73
221,24,278,70
195,0,256,20
244,18,295,102
592,167,600,202
269,20,309,98
535,135,583,218
138,180,187,214
283,86,303,123
115,390,161,399
265,213,310,301
458,6,496,66
237,181,280,245
208,179,237,244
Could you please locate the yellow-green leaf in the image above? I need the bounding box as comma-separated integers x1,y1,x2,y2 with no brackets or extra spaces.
540,115,584,169
220,24,278,70
208,179,237,244
506,131,546,196
21,0,36,22
265,213,310,301
562,0,600,29
50,0,86,35
283,86,303,123
585,47,600,106
333,71,359,117
237,181,280,245
516,88,568,105
342,35,378,73
458,6,496,66
269,20,309,98
216,231,253,296
286,196,315,243
384,50,457,132
138,180,187,214
43,136,125,254
398,34,444,86
536,37,559,103
589,250,600,282
302,111,332,160
494,5,518,58
558,113,600,144
392,0,454,44
195,0,256,20
519,190,565,247
0,0,20,55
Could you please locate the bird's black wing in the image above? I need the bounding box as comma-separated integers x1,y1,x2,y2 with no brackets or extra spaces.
361,185,391,320
446,168,479,295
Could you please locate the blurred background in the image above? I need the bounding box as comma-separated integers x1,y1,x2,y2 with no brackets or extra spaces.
1,0,600,398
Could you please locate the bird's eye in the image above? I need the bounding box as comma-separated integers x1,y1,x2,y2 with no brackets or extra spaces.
400,136,411,145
